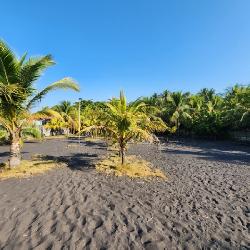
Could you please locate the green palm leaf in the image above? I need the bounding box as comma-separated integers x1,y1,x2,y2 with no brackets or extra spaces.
26,78,79,109
19,55,54,90
0,40,19,84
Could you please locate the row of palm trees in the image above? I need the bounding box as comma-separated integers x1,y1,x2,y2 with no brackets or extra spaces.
46,84,249,143
133,86,249,138
37,93,168,165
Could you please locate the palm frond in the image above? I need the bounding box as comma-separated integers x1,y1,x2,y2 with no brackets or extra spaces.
129,102,147,113
0,116,12,132
26,78,79,109
33,108,64,120
106,102,120,116
19,55,54,90
0,40,19,85
0,83,26,104
19,52,28,66
120,90,127,113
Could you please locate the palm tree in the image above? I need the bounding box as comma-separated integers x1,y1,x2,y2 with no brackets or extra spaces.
225,84,250,126
198,88,216,102
83,91,167,164
54,101,73,114
53,101,78,134
167,92,191,132
188,95,203,115
0,40,79,167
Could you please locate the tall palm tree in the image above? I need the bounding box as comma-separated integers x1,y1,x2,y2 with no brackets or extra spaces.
83,91,167,164
167,92,191,132
0,40,79,167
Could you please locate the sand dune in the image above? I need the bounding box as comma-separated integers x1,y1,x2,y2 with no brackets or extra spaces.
0,139,249,249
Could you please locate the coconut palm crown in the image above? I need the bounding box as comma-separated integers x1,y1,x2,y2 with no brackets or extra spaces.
166,91,191,131
0,40,80,167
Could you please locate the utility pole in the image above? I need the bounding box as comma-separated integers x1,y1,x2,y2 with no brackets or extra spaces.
78,98,82,145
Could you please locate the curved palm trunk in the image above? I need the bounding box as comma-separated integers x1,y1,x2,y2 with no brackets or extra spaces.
9,132,21,168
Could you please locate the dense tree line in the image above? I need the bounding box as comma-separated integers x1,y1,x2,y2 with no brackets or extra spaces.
132,85,250,139
45,84,249,140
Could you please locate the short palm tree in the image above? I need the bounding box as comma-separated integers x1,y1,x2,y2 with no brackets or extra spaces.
0,40,79,167
83,91,167,164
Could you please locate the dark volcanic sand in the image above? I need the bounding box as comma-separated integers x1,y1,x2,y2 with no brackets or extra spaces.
0,139,249,249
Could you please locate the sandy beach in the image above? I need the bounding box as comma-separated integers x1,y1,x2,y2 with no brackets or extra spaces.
0,139,249,249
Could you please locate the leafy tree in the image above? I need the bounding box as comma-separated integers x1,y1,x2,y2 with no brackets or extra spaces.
54,101,74,114
53,101,78,134
193,92,225,137
224,84,250,129
81,105,105,133
166,91,191,132
198,88,216,102
0,40,79,167
133,85,250,139
83,91,167,164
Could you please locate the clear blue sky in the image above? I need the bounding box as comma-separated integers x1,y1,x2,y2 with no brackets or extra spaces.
1,0,250,109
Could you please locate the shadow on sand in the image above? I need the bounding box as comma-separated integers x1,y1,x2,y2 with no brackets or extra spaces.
40,153,99,171
38,139,106,171
160,139,250,166
0,152,10,158
1,138,107,168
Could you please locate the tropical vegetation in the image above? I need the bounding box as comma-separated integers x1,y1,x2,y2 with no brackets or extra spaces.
1,40,249,169
0,40,79,167
133,86,250,139
82,91,167,164
35,85,249,144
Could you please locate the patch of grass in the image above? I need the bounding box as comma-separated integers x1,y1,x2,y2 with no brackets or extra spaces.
96,154,167,180
0,157,63,180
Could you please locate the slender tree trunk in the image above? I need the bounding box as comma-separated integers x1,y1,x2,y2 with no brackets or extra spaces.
119,138,126,165
121,147,125,165
9,132,21,168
